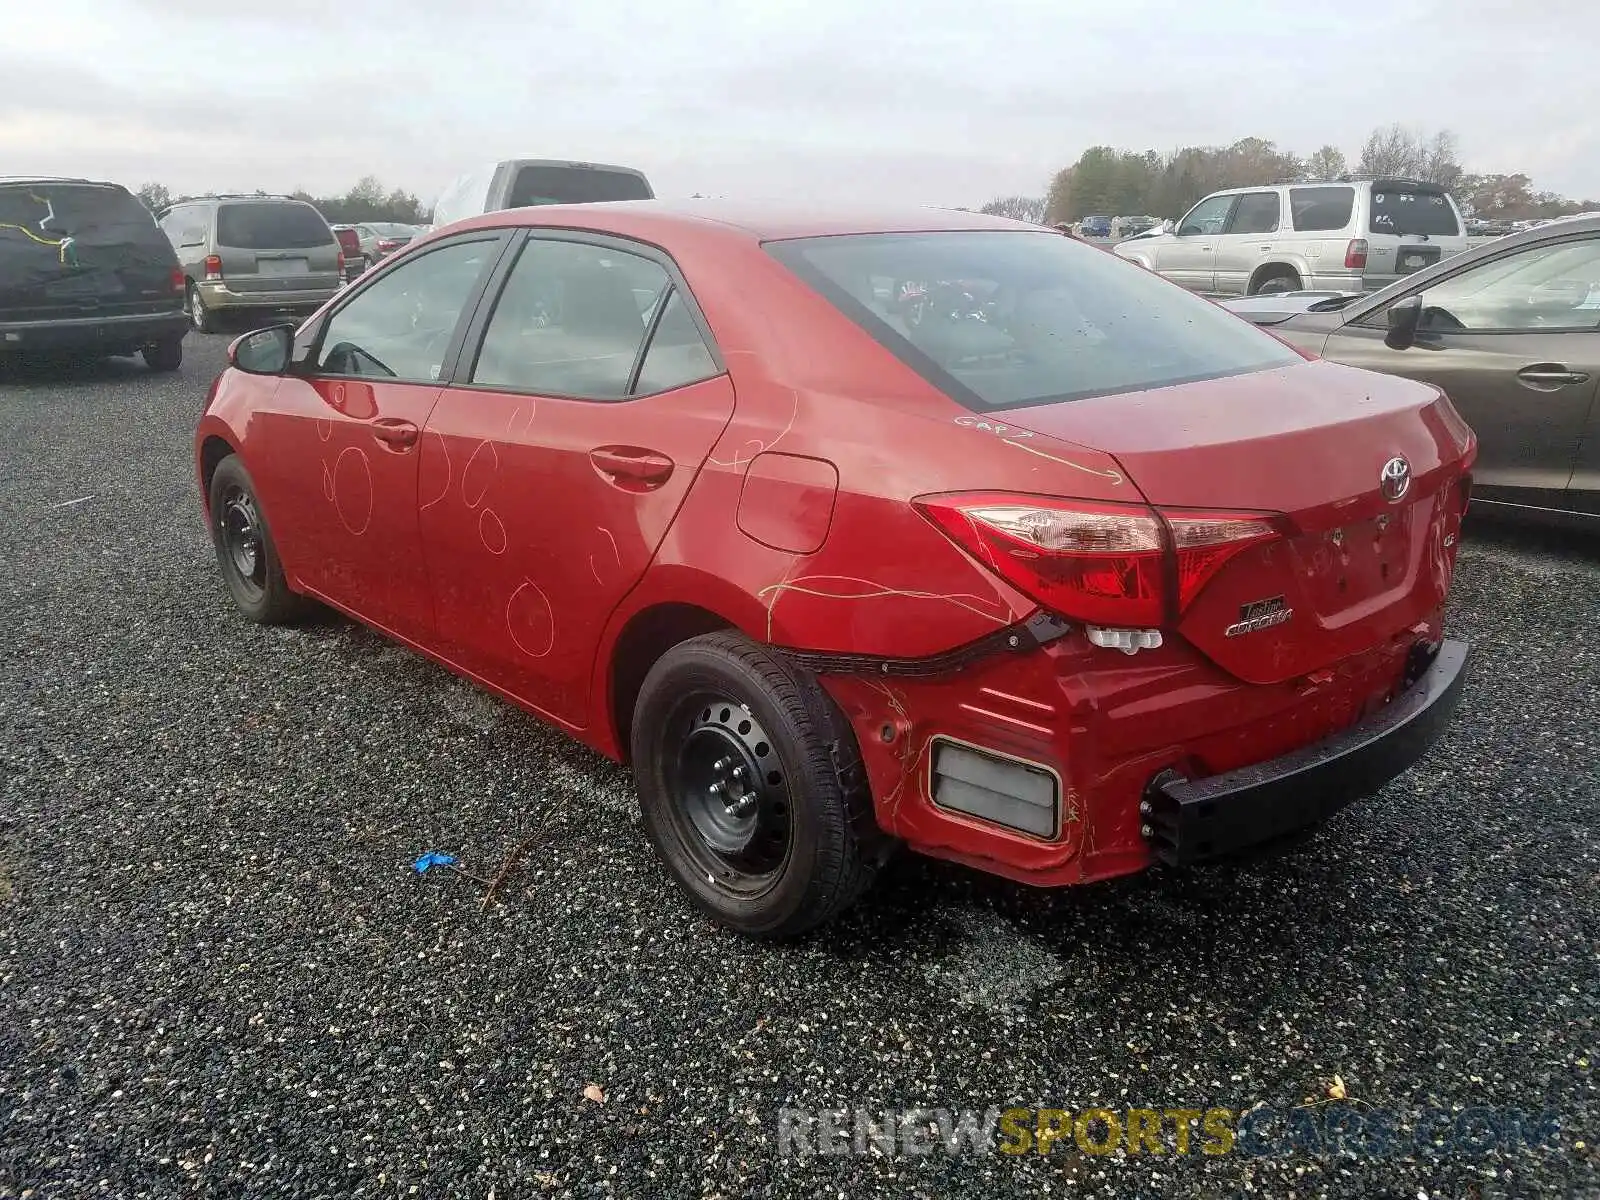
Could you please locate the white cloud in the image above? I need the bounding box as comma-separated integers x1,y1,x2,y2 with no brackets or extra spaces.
5,0,1598,205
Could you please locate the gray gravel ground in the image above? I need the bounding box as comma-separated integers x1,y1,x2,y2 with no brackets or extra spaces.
1,335,1596,1199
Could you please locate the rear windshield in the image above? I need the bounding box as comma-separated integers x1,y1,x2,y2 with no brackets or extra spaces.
0,183,172,260
1368,185,1460,237
507,166,652,207
766,230,1302,411
1289,186,1355,232
216,201,334,249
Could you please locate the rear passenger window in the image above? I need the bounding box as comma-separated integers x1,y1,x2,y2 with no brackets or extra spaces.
1226,192,1281,235
1290,186,1356,232
471,239,669,400
634,291,719,393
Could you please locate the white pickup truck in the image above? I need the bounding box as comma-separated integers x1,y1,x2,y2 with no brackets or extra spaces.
427,159,654,232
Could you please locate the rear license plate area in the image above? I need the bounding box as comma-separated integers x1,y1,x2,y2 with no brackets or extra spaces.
1397,248,1440,274
257,258,309,276
1299,505,1416,613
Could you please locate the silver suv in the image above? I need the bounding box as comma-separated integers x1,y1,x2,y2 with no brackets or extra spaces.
1114,177,1470,296
157,195,343,332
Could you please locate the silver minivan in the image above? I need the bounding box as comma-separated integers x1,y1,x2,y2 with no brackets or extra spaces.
1114,177,1470,296
158,195,343,332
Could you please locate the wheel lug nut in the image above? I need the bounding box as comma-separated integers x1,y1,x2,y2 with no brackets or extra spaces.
1140,823,1153,838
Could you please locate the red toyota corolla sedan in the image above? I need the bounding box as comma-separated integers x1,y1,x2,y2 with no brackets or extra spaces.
196,202,1475,937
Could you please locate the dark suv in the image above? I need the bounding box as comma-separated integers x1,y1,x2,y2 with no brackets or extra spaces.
0,177,188,370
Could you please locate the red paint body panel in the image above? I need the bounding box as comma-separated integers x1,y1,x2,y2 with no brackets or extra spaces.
197,201,1476,890
416,376,736,728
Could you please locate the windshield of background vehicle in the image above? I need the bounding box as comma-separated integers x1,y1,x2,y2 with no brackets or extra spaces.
1368,185,1461,237
766,230,1304,410
506,166,652,207
216,202,334,249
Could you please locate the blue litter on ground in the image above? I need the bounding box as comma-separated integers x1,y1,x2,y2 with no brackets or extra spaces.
412,851,458,875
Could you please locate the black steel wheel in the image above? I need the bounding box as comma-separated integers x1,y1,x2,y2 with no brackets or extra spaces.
664,692,795,897
207,454,307,624
632,632,889,938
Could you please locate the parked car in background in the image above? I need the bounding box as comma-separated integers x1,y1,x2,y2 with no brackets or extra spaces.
1077,214,1112,238
195,201,1473,937
353,221,418,266
1221,213,1600,525
429,159,654,229
159,195,344,333
1116,177,1470,296
0,176,187,370
330,224,365,280
1112,215,1159,238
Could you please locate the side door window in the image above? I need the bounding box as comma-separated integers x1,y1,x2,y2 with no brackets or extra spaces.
1177,195,1235,236
1360,238,1600,334
469,237,670,398
1225,192,1282,236
634,290,721,393
1417,239,1600,333
316,238,500,381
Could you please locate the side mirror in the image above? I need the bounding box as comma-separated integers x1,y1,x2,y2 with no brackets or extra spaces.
228,324,295,375
1385,295,1423,350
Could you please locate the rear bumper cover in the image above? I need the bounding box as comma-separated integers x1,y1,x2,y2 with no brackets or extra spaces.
0,309,187,350
1143,638,1469,865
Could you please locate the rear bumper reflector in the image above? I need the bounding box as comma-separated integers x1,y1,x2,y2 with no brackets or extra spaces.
930,737,1061,840
1142,638,1470,865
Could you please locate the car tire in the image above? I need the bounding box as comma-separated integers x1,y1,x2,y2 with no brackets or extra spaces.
631,631,887,938
187,283,217,334
1251,269,1302,295
207,454,308,625
142,336,183,372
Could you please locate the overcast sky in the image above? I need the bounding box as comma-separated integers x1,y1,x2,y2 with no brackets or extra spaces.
4,0,1596,209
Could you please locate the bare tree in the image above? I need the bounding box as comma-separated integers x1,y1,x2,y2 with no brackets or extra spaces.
979,195,1048,224
136,182,171,212
1306,145,1347,181
1358,124,1423,176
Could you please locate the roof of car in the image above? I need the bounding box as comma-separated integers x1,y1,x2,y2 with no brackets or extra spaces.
448,199,1032,242
0,176,121,188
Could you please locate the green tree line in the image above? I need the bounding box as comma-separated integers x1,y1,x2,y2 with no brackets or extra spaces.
987,124,1599,224
134,175,428,224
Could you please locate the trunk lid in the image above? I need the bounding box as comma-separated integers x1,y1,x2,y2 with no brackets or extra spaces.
0,182,180,320
1005,360,1474,684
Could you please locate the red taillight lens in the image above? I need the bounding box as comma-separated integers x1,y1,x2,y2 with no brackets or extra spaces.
1164,511,1280,611
203,254,223,279
169,266,184,292
915,493,1279,627
1344,238,1369,269
336,251,346,275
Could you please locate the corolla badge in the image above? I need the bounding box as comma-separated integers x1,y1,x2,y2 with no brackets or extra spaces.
1224,595,1293,638
1379,455,1412,503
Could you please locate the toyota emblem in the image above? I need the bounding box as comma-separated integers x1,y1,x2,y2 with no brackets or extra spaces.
1379,455,1411,503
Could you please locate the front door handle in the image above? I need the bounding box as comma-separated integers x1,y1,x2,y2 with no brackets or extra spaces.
589,445,675,488
371,417,420,450
1517,364,1591,389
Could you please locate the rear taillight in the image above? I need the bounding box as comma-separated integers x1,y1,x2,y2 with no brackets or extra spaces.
915,493,1280,628
170,266,185,292
336,251,346,275
203,254,223,279
1344,238,1369,270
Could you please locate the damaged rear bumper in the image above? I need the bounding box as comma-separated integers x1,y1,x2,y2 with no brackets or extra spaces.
1142,638,1470,865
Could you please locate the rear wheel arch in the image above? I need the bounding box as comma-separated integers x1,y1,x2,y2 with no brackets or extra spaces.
1249,263,1304,294
608,602,737,764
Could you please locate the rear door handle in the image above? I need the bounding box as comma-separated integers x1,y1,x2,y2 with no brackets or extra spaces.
589,445,675,488
1517,364,1591,389
371,417,420,450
